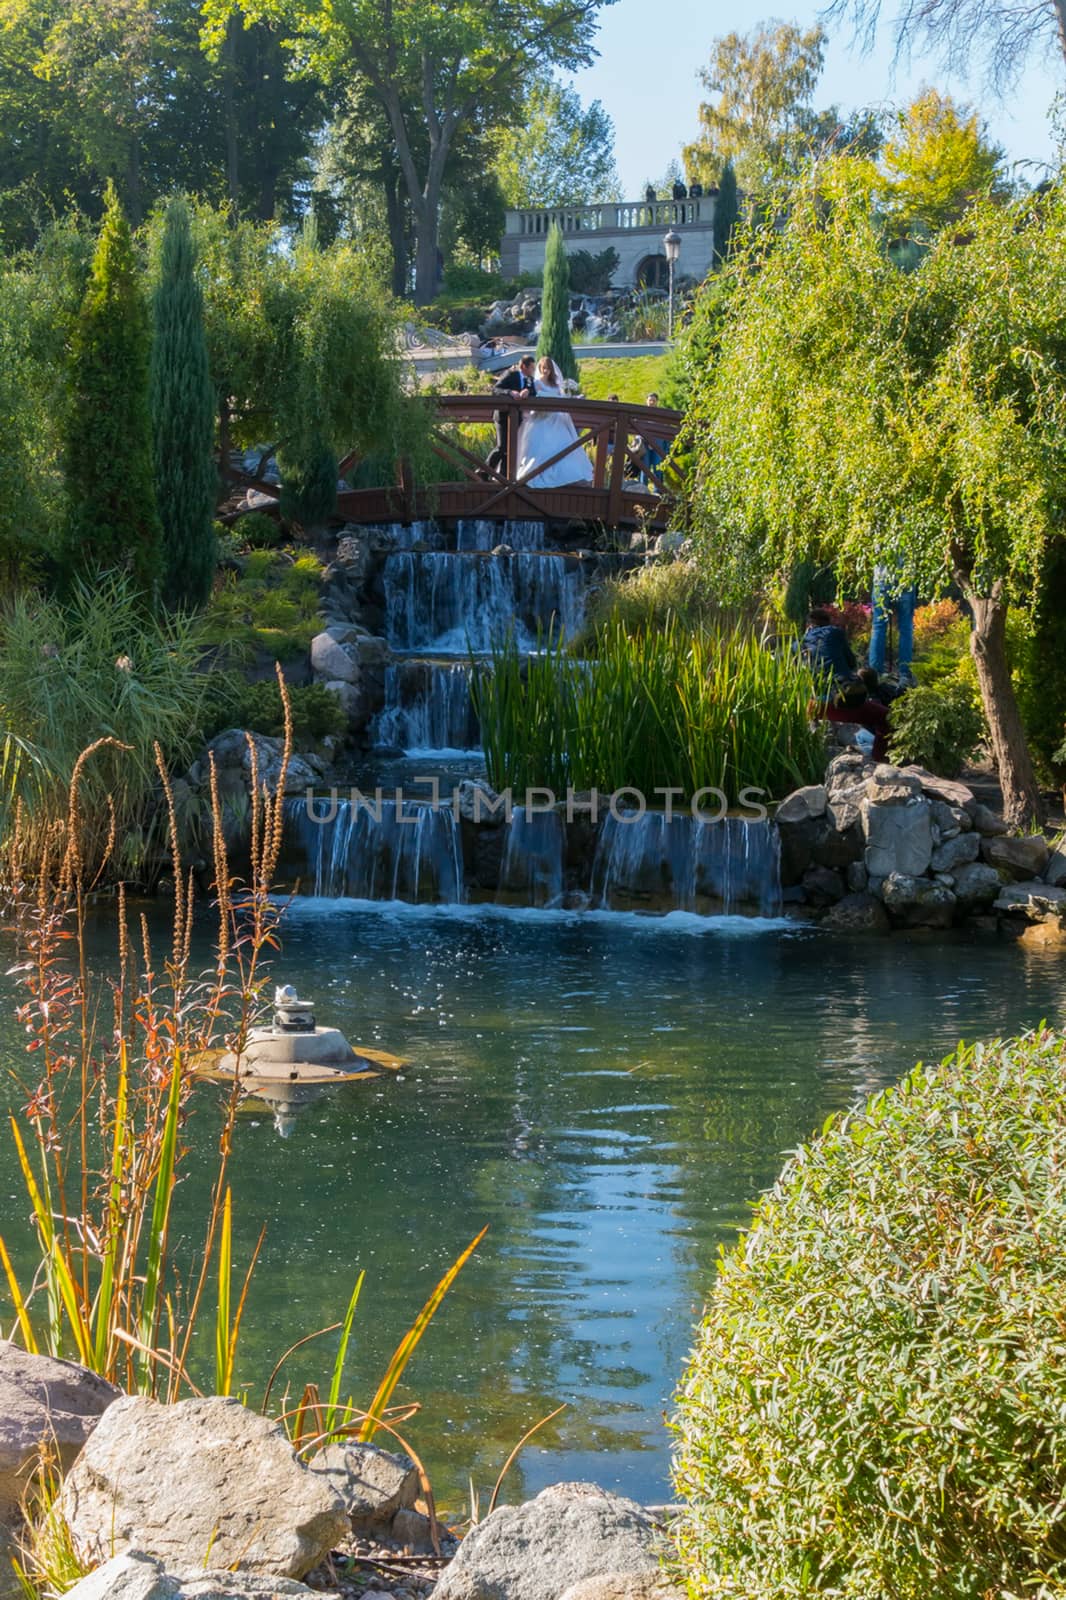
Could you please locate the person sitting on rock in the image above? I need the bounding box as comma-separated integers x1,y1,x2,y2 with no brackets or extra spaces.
802,607,890,762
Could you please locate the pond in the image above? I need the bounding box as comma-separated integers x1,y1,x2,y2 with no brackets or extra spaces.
1,904,1064,1514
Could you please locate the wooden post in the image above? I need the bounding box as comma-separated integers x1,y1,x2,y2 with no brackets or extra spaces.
606,405,629,526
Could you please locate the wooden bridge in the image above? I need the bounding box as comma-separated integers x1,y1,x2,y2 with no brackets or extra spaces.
225,394,682,531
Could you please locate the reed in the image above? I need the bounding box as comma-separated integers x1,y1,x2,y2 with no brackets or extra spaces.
473,618,826,806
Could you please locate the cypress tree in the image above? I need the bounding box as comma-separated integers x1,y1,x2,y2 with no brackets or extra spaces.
64,183,161,598
713,163,739,265
152,196,218,610
536,223,578,383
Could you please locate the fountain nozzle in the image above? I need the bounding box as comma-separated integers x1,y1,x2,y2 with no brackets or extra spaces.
273,984,315,1033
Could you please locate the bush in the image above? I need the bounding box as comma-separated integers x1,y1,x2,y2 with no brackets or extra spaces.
582,559,721,640
888,680,985,775
202,549,322,662
670,1027,1066,1600
440,264,507,299
204,677,346,743
567,247,619,295
235,510,283,549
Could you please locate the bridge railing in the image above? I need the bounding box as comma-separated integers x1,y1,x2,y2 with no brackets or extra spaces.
505,197,712,237
222,393,684,531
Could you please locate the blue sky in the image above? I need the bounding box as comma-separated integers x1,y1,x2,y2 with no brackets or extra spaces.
572,1,1062,196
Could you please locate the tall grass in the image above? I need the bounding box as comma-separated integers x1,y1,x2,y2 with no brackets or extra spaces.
472,618,826,806
0,574,211,877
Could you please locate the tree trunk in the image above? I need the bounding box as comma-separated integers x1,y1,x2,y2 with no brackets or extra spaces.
1051,0,1066,68
966,586,1045,827
413,191,441,305
384,170,408,298
223,13,241,208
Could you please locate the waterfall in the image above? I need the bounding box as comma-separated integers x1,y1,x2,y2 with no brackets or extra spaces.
287,798,465,904
372,662,480,753
384,551,585,652
590,812,782,915
497,807,565,907
456,519,548,552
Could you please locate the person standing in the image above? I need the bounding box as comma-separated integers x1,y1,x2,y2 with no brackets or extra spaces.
487,355,536,475
869,566,917,685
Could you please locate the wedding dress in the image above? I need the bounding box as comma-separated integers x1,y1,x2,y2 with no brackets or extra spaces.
515,364,594,488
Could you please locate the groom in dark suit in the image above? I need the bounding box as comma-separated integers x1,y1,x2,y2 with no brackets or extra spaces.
487,354,536,474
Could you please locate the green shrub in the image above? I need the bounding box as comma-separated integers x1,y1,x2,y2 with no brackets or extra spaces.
202,549,322,662
582,559,721,641
236,510,283,549
441,264,506,299
567,247,619,295
670,1027,1066,1600
888,681,985,775
620,291,670,341
205,677,346,743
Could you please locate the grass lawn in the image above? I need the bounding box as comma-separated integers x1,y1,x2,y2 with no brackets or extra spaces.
577,355,670,405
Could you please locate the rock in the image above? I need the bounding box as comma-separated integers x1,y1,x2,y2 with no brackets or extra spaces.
929,832,980,874
981,834,1050,881
863,798,932,878
900,767,977,814
432,1483,659,1600
775,786,827,824
824,752,869,794
993,881,1066,918
456,780,508,825
846,861,869,893
61,1397,348,1578
62,1554,331,1600
929,799,971,838
821,892,890,934
310,633,359,685
801,865,845,907
0,1343,120,1526
1046,840,1066,887
951,861,1002,908
881,873,956,928
971,802,1009,836
309,1442,419,1532
320,680,361,721
203,731,319,799
558,1578,683,1600
390,1507,438,1554
866,764,921,800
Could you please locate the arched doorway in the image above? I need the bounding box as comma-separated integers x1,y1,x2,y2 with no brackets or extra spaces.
635,253,669,290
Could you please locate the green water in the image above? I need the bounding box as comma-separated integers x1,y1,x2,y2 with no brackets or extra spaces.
1,903,1064,1511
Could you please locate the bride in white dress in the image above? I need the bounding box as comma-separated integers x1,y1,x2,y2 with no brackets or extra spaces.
515,357,594,487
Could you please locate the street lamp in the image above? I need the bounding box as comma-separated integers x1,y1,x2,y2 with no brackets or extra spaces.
663,228,681,341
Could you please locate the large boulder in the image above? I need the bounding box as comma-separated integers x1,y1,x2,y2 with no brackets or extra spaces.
203,731,321,799
309,633,387,732
774,786,826,825
993,882,1066,920
0,1344,119,1526
982,835,1051,881
881,873,956,928
62,1553,333,1600
863,798,932,879
1046,840,1066,888
308,1441,420,1533
60,1397,348,1578
899,768,977,815
432,1483,660,1600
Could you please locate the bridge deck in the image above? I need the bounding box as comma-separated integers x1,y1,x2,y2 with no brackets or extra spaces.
226,394,682,532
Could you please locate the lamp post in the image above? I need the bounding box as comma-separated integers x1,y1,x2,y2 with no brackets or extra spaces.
663,228,681,341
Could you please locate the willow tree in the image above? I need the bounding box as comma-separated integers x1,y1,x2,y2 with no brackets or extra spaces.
152,196,217,610
678,169,1066,824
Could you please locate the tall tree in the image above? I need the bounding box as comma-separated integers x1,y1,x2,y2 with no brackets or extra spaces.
677,170,1066,825
494,79,621,208
827,0,1066,89
537,223,577,381
151,196,217,611
713,161,739,262
64,183,160,597
683,22,826,190
879,90,1008,236
205,0,611,303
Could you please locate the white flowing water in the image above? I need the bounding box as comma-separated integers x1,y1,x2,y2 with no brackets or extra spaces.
384,550,585,652
288,797,464,903
591,812,783,916
497,807,566,907
372,662,479,754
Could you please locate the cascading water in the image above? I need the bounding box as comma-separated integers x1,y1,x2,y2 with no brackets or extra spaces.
497,808,565,907
456,519,546,552
590,812,782,916
384,551,585,653
372,661,480,754
287,797,464,904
